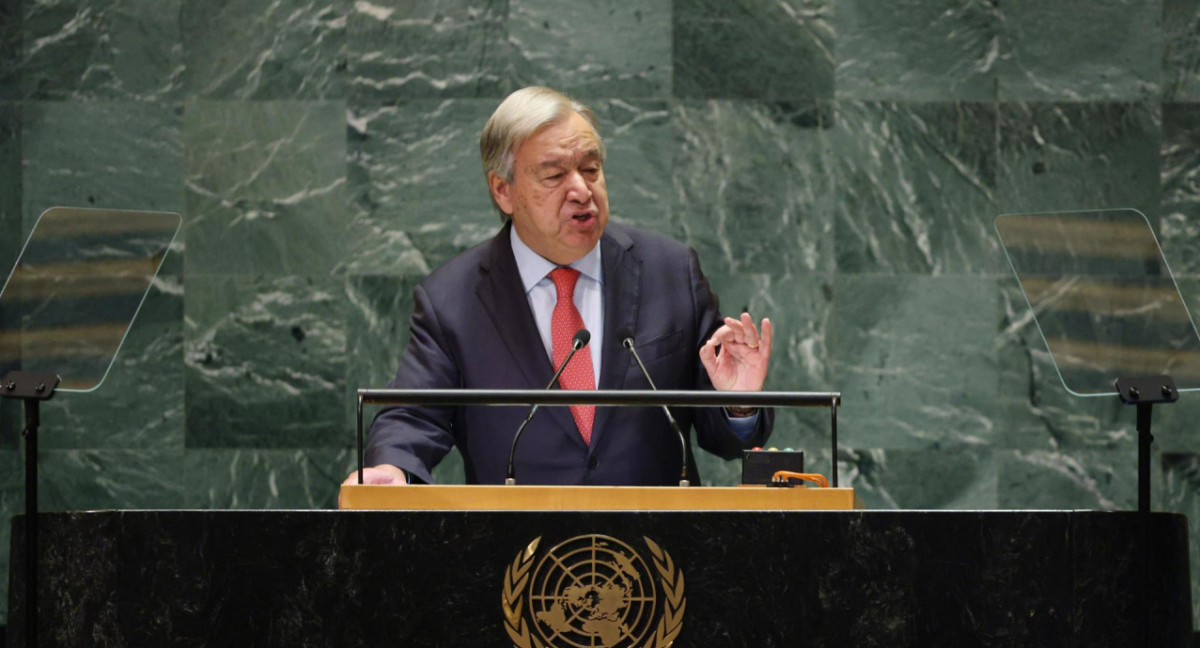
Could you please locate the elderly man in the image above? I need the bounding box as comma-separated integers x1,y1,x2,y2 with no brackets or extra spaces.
345,86,773,487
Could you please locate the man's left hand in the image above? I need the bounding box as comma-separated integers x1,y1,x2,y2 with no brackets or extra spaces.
699,312,772,392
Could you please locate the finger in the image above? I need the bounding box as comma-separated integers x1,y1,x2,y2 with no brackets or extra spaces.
707,322,736,347
760,317,773,358
370,471,404,485
351,467,406,486
740,312,761,349
699,339,718,376
723,316,748,346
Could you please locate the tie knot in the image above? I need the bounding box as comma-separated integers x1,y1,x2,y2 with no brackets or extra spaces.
549,267,581,299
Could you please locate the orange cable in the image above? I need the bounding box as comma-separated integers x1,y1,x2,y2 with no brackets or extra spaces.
771,470,829,488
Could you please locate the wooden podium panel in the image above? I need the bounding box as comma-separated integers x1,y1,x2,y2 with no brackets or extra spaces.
339,484,861,511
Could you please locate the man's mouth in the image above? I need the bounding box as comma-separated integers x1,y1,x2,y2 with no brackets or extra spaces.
570,211,595,223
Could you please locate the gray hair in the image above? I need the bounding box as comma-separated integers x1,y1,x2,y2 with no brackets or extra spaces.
480,86,605,220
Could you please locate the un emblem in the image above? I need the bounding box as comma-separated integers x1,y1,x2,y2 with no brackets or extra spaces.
502,534,686,648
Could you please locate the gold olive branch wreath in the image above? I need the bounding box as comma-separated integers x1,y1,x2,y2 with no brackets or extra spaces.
502,536,685,648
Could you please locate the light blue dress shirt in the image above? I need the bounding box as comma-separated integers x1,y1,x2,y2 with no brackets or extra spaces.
510,226,604,379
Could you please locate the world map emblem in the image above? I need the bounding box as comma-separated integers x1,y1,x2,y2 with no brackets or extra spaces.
502,534,686,648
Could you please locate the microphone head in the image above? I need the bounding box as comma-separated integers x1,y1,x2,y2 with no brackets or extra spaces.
573,329,591,348
616,327,635,349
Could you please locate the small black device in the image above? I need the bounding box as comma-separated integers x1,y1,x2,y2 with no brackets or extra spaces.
741,448,804,485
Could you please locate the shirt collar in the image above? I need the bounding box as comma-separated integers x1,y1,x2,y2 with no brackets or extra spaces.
510,225,603,294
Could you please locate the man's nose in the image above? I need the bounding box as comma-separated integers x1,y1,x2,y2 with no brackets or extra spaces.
564,171,592,202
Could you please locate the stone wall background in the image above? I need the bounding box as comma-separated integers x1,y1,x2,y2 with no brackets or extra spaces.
2,0,1200,626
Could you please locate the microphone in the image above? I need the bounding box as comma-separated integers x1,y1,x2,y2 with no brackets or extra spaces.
617,328,690,487
505,328,590,485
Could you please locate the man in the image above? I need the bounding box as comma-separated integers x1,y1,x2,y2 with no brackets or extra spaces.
344,86,773,487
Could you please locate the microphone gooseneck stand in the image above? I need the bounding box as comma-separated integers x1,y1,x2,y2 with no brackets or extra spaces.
505,329,591,485
620,333,691,487
356,389,841,491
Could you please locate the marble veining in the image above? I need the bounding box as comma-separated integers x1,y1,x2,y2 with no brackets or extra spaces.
184,275,348,448
21,0,184,101
836,0,1000,101
347,0,510,100
2,0,1200,629
182,0,347,100
673,0,835,100
1165,0,1200,101
997,0,1161,101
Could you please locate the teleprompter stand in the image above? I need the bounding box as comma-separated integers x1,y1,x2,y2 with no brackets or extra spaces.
1114,375,1178,515
1115,374,1178,648
1,371,60,648
996,209,1200,648
0,206,180,648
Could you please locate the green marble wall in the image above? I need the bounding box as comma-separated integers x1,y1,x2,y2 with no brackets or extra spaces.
1,0,1200,627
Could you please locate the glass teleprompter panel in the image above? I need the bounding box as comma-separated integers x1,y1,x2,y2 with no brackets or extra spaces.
996,208,1200,397
0,207,180,392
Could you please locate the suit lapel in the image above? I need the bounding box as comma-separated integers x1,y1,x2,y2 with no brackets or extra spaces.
476,223,554,389
591,225,640,449
475,222,581,445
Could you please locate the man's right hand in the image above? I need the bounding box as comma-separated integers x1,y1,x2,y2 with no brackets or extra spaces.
343,465,408,484
342,464,408,486
339,465,408,508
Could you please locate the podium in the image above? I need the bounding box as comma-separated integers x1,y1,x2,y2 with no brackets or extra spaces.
7,499,1193,647
338,484,862,510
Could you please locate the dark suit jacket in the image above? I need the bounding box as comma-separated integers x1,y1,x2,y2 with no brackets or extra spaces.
365,221,773,485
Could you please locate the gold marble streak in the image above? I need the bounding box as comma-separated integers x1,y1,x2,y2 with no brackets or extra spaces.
1000,216,1157,260
1020,276,1190,319
0,322,127,361
339,484,862,511
1049,338,1200,379
5,257,162,299
33,210,178,238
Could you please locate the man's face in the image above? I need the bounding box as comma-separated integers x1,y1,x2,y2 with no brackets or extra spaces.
489,111,609,265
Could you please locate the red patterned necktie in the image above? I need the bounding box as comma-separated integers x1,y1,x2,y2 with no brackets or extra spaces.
549,267,595,444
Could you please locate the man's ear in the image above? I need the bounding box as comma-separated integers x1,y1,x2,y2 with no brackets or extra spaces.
488,171,514,216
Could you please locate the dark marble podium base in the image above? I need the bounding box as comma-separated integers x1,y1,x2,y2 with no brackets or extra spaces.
5,510,1193,647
